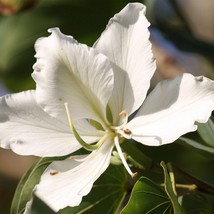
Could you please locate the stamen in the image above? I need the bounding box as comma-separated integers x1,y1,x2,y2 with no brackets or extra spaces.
116,129,132,139
124,129,132,135
119,110,127,117
50,171,59,176
111,110,128,130
114,136,137,178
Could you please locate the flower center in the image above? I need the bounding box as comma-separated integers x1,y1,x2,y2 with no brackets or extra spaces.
64,103,137,178
109,110,132,139
108,110,137,178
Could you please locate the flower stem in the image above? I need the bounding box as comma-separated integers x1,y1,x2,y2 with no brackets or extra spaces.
175,184,197,191
160,183,197,191
167,163,177,196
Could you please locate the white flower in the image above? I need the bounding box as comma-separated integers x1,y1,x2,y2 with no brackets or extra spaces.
0,3,214,212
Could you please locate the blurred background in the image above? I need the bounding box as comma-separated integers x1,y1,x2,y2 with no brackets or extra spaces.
0,0,214,213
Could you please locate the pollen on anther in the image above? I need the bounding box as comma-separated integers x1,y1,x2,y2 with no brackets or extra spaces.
50,171,59,176
124,128,132,135
131,172,138,179
119,110,127,117
69,156,76,160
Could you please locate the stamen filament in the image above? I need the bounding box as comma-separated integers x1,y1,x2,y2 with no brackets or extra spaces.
114,136,137,178
111,110,128,130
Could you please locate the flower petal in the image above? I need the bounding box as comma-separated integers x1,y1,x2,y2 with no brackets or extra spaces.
23,198,33,214
94,3,156,122
32,28,113,125
35,139,114,212
126,74,214,146
0,90,101,156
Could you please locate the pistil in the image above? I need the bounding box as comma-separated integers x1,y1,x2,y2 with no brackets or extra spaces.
64,102,112,151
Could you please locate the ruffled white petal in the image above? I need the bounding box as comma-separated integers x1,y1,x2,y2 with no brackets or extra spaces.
0,91,102,156
33,28,113,126
126,74,214,146
23,198,34,214
35,139,114,212
94,3,156,123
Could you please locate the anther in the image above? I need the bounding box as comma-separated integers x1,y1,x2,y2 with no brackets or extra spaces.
50,171,59,176
124,128,132,135
111,110,129,131
69,155,89,162
119,110,127,117
131,172,138,179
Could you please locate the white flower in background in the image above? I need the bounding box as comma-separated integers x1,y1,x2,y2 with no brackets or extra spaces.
0,3,214,212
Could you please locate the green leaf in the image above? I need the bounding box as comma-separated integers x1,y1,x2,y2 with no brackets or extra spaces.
121,162,184,214
58,164,127,214
197,117,214,148
169,163,214,195
30,196,55,214
180,137,214,156
180,193,214,214
160,162,184,214
121,140,153,170
11,155,69,214
121,176,174,214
